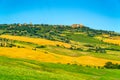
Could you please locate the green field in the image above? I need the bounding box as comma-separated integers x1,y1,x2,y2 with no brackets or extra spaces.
66,33,102,44
0,56,120,80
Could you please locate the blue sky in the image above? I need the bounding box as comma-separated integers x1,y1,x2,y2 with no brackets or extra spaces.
0,0,120,32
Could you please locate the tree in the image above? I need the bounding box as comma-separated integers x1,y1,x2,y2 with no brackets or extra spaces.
104,62,120,69
104,62,113,69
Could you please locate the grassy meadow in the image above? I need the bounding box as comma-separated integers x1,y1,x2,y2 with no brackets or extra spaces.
0,56,120,80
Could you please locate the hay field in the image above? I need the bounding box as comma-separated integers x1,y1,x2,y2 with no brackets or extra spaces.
104,38,120,45
95,36,120,45
0,47,120,66
0,35,71,48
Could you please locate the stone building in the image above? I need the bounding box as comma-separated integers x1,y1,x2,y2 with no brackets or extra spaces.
72,24,83,28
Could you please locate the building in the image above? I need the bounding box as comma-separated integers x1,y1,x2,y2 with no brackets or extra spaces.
72,24,83,28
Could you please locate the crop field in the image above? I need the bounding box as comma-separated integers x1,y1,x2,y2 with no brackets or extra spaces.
0,47,120,66
95,36,120,45
0,35,71,48
104,38,120,45
0,35,120,67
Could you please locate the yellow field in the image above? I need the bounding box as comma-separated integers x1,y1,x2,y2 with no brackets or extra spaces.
0,35,71,48
95,36,120,45
0,47,120,66
0,35,120,66
104,39,120,45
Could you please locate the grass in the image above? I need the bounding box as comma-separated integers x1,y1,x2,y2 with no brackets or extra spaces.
44,46,85,57
0,56,120,80
66,33,102,44
87,51,120,61
0,30,5,34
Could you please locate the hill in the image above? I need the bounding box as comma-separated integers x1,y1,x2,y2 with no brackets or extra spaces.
0,24,120,79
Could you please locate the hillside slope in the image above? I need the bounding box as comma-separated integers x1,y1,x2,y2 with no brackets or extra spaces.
0,35,120,66
0,56,120,80
0,24,120,80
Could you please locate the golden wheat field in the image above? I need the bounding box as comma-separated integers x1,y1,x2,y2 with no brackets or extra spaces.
0,35,120,66
0,47,120,66
0,35,71,48
104,38,120,45
95,36,120,45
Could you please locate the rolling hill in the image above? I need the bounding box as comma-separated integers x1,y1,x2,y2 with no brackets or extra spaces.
0,24,120,80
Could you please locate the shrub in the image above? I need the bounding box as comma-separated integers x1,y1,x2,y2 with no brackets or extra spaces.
35,45,46,48
104,62,120,69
